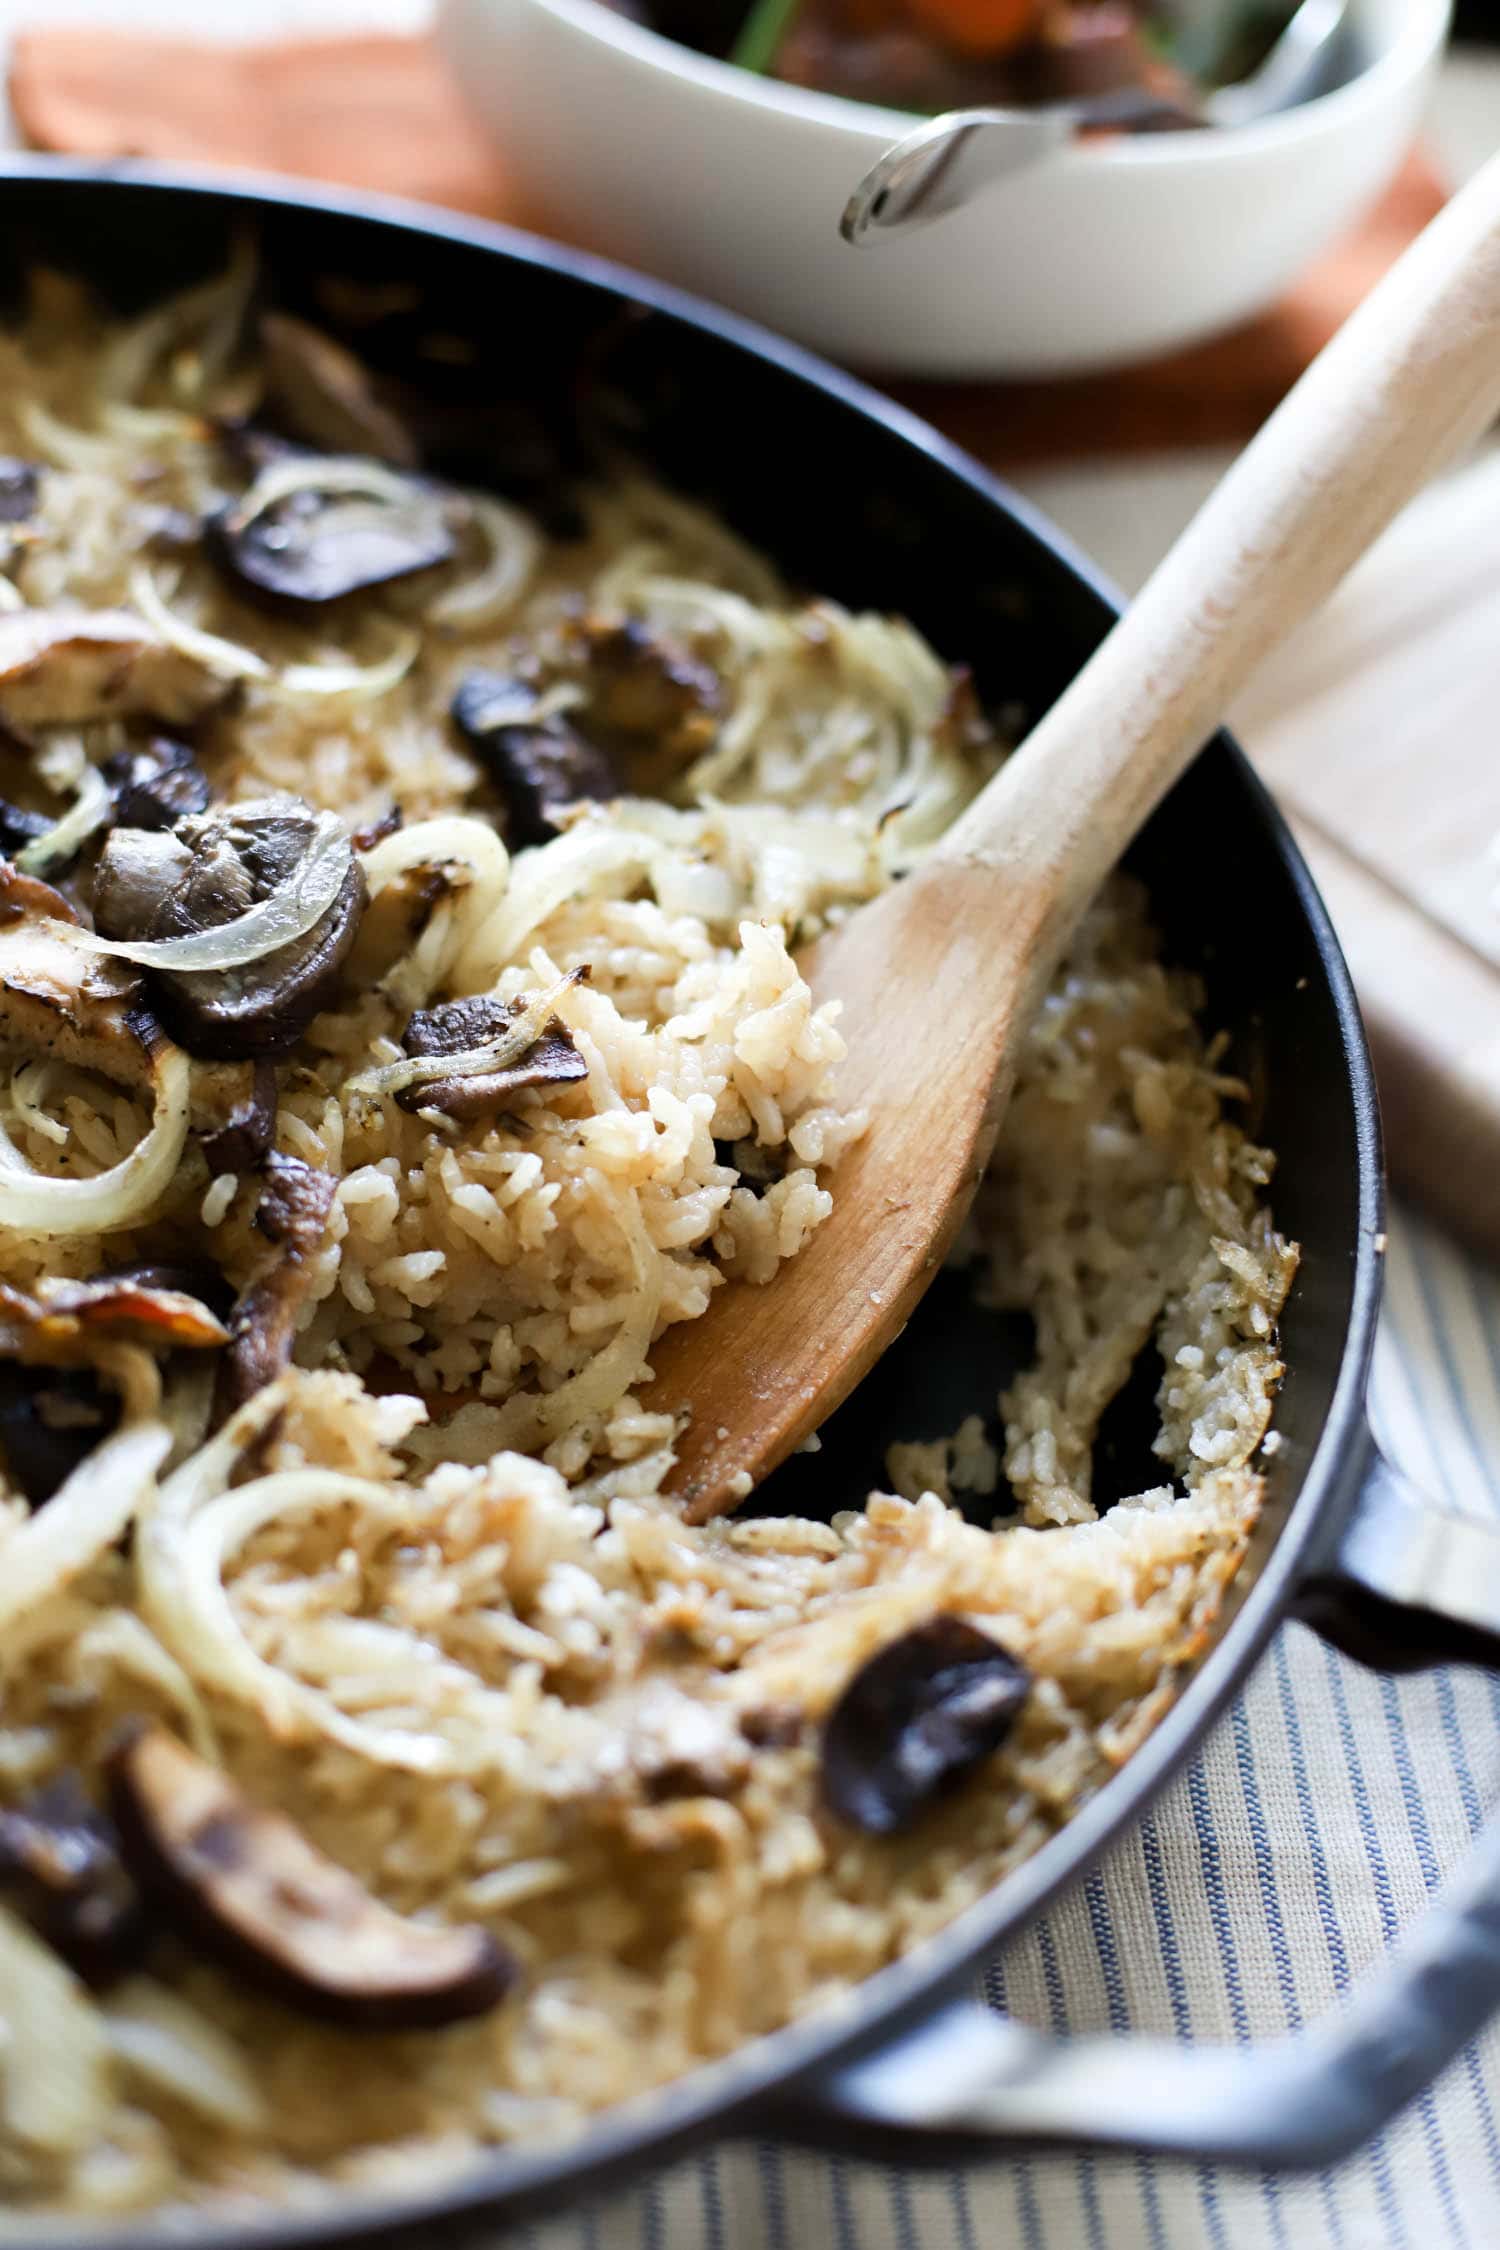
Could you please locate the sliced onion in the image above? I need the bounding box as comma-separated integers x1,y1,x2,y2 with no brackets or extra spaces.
10,1060,68,1147
96,235,256,407
455,824,664,989
362,814,509,913
0,1904,112,2155
128,562,271,684
156,1379,293,1522
138,1465,457,1774
80,807,352,972
159,1357,217,1473
275,621,419,701
100,403,204,447
345,967,584,1103
0,1422,171,1635
17,398,120,473
15,764,112,876
0,1043,191,1236
74,1610,217,1760
240,453,422,519
486,1191,661,1452
426,493,540,631
362,815,510,989
105,1981,267,2135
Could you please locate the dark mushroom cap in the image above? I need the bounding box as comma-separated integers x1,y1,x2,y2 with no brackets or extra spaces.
93,800,366,1062
259,312,419,470
103,738,212,833
105,1259,236,1327
393,994,584,1125
0,1361,119,1507
0,798,54,858
451,670,617,847
107,1725,517,2031
571,616,721,752
0,1773,147,1988
820,1616,1031,1835
0,458,40,526
196,1058,279,1176
395,991,588,1122
223,1154,337,1408
207,469,457,607
0,1274,229,1361
0,1267,230,1504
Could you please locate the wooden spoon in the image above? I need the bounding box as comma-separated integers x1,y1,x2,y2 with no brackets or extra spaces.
644,150,1500,1522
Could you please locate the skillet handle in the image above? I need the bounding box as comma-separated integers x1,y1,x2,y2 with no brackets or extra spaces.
763,1444,1500,2170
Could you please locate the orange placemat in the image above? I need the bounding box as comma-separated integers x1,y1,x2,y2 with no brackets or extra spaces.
10,27,518,223
10,24,1447,470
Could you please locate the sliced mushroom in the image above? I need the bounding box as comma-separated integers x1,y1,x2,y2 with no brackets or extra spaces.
93,801,366,1061
0,858,82,927
0,1361,118,1507
0,798,53,857
0,1275,229,1364
196,1056,278,1175
570,616,721,755
0,881,279,1170
396,992,587,1122
260,312,419,469
92,826,192,938
107,1725,515,2029
451,670,617,847
0,902,156,1079
714,1136,784,1198
0,1271,227,1506
820,1616,1031,1836
343,861,451,988
0,458,40,526
207,467,457,608
254,1151,335,1254
0,1773,147,1988
0,610,233,729
104,738,212,833
351,804,402,854
223,1153,336,1407
105,1259,235,1325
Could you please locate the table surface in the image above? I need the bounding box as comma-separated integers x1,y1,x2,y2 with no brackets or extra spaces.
0,10,1498,2249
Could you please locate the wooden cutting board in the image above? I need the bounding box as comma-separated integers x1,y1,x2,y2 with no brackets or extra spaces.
1232,445,1500,1260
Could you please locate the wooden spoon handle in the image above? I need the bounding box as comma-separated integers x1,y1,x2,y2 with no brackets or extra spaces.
940,146,1500,972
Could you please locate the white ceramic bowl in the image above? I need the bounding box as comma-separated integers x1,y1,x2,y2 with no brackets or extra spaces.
436,0,1450,379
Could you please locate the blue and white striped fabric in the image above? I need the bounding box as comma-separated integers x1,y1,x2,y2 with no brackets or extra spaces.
503,1207,1500,2250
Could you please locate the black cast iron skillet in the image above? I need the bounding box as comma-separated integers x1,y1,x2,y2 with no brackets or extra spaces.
6,158,1500,2250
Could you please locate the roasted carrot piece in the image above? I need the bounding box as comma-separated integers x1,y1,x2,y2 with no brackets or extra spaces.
902,0,1043,58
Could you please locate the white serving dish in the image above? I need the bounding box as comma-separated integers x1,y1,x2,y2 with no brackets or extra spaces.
436,0,1450,379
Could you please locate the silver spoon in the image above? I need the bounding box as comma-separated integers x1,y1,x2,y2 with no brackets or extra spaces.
841,0,1354,245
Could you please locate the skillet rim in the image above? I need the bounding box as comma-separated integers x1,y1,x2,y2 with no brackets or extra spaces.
0,156,1386,2250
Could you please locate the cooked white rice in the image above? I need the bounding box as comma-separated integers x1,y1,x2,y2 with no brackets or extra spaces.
0,266,1297,2219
